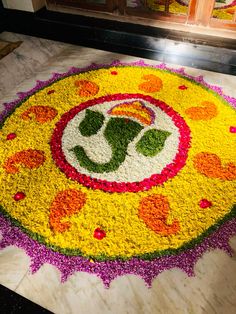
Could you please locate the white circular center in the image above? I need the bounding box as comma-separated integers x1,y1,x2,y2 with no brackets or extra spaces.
61,98,180,183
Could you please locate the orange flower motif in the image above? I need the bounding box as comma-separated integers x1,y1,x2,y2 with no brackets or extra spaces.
138,74,163,93
49,189,86,233
75,80,99,97
194,152,236,181
3,149,46,174
139,194,180,236
185,101,217,120
110,110,150,125
21,106,58,123
226,8,235,15
109,101,153,125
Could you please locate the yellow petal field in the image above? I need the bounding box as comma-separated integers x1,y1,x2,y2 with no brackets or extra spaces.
0,66,235,260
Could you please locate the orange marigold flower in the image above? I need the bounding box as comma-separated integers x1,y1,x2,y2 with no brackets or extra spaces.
49,189,86,233
185,101,217,120
138,74,163,93
4,149,46,174
21,106,58,123
75,80,99,97
139,194,180,236
194,152,236,181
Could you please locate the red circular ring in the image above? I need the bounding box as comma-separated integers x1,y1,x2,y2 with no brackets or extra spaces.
50,94,191,193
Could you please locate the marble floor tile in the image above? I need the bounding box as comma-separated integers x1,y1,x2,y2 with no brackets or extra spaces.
0,32,71,99
0,247,30,291
0,32,236,314
13,246,236,314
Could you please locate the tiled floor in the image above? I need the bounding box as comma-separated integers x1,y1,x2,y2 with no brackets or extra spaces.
0,32,236,314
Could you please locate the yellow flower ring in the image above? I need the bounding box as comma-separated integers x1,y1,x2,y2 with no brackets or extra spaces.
0,60,236,287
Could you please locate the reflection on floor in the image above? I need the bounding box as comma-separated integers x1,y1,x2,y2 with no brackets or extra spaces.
0,32,236,314
0,40,22,60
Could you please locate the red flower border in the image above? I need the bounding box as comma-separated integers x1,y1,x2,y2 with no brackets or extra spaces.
50,93,191,193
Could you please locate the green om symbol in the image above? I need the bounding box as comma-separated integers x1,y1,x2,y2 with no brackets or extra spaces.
71,109,170,174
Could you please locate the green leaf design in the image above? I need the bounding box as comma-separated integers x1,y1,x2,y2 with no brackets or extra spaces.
79,109,105,137
72,117,143,173
136,129,171,157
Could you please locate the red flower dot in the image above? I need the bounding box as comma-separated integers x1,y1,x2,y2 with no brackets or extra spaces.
199,199,212,208
94,228,106,240
111,71,118,75
6,133,16,140
14,192,26,201
178,85,188,90
47,90,55,95
229,126,236,133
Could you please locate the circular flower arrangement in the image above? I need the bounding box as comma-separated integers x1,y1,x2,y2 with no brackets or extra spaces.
0,61,236,287
146,0,236,20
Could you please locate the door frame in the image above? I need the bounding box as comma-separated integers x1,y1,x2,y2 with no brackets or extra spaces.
46,0,236,30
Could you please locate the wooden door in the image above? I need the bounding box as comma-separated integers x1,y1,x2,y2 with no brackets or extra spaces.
46,1,236,31
201,0,236,30
124,0,235,30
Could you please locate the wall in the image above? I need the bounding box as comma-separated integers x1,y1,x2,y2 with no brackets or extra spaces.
2,0,45,12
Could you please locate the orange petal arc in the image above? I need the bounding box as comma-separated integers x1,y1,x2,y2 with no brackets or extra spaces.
226,8,235,14
194,152,236,180
21,106,58,123
138,74,163,93
49,189,87,233
75,80,99,97
108,101,153,125
3,149,46,174
185,101,217,120
139,195,180,236
109,110,151,125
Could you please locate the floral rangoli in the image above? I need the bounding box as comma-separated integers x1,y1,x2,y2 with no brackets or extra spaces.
146,0,236,20
0,60,236,287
